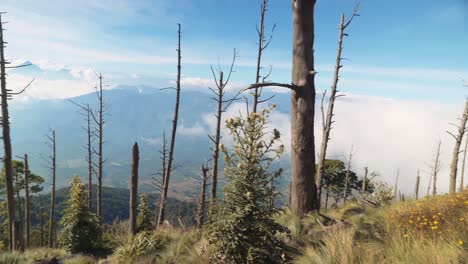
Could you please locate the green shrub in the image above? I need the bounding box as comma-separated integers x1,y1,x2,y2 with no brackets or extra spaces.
58,176,101,254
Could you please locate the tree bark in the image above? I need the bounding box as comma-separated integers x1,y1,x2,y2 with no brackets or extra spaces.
362,166,368,194
0,13,17,251
24,154,30,248
129,142,139,235
415,170,420,200
290,0,318,216
158,24,182,226
460,135,468,192
196,164,209,229
432,141,441,196
48,130,56,248
210,72,223,205
97,74,104,224
449,99,468,193
86,105,93,210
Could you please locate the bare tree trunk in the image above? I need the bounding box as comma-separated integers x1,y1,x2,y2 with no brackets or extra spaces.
38,195,44,247
153,132,167,224
343,146,354,204
129,143,139,235
394,169,399,200
96,75,104,224
316,7,359,209
86,105,93,209
14,220,24,251
47,130,56,248
449,99,468,194
24,154,30,248
324,191,329,212
415,170,420,200
432,141,441,196
426,172,432,197
15,171,23,235
158,24,182,226
211,72,223,205
196,164,209,229
0,13,17,251
290,0,319,216
459,132,468,192
362,166,368,194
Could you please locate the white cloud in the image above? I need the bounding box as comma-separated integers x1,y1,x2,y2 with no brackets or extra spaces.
178,123,207,137
141,137,161,146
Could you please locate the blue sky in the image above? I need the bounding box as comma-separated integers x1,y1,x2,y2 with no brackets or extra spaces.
2,0,467,103
2,0,468,192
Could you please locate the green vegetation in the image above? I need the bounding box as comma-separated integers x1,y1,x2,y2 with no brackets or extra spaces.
58,176,101,254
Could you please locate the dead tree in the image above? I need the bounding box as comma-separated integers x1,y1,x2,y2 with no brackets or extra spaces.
24,154,30,247
0,12,34,250
158,24,182,226
316,5,359,209
426,171,432,197
432,141,442,196
415,170,420,200
90,74,107,224
208,51,238,205
70,101,96,210
14,164,23,235
362,166,368,194
343,146,354,204
460,136,468,192
251,0,276,113
394,169,399,199
149,131,168,225
129,142,139,235
448,98,468,193
44,129,56,247
244,0,320,216
38,195,44,247
196,163,211,229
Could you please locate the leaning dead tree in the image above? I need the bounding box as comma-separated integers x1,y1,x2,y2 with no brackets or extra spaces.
158,24,182,226
460,136,468,192
129,142,139,235
244,0,320,216
44,129,56,247
149,132,168,225
251,0,276,113
196,162,211,229
394,169,399,200
343,145,354,204
0,12,34,250
448,97,468,193
316,5,359,209
415,169,420,200
70,101,95,209
90,74,107,224
208,51,238,205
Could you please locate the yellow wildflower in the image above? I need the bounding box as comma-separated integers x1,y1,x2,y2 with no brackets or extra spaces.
458,240,464,246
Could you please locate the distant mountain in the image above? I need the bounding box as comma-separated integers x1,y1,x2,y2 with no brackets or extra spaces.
29,185,196,226
9,85,292,199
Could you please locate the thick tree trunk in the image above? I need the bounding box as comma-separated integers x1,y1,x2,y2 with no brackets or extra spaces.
14,220,24,251
129,143,139,235
210,72,223,205
158,24,182,226
415,170,420,200
449,99,468,193
24,154,30,248
0,14,17,251
290,0,318,216
460,136,468,192
48,130,56,248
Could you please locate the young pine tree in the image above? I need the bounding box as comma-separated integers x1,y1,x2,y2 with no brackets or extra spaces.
58,176,101,254
137,193,153,232
208,105,287,264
